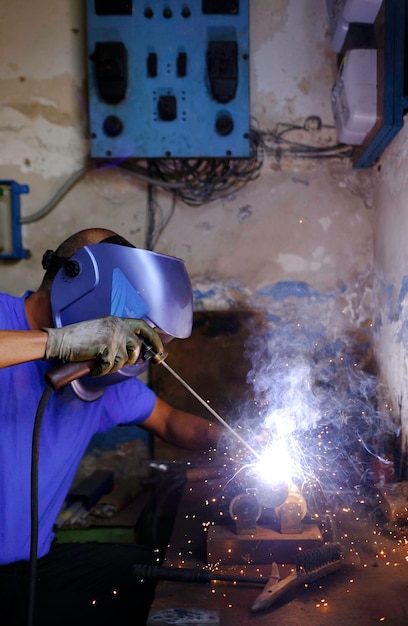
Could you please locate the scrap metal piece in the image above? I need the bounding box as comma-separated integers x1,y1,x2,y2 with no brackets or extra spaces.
206,523,323,565
229,490,262,535
256,480,289,509
274,481,307,534
279,501,303,534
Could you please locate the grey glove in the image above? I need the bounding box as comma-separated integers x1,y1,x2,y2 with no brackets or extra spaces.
43,316,164,377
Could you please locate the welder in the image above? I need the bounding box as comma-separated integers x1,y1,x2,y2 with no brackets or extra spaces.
0,227,223,626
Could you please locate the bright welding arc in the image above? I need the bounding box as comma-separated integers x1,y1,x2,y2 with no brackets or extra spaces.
159,360,261,461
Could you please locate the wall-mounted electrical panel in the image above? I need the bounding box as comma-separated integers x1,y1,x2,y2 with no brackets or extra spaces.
327,0,407,168
0,181,29,260
331,48,377,144
326,0,382,53
86,0,250,159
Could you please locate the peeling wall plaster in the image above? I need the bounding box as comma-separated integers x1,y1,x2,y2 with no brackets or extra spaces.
0,1,379,411
160,161,373,295
0,108,86,178
0,1,87,183
250,0,336,127
373,119,408,453
0,0,374,301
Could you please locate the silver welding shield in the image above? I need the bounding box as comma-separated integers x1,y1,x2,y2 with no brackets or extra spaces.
50,243,193,400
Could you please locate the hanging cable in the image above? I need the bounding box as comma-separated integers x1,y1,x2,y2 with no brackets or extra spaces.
252,116,354,161
150,192,176,250
19,118,354,229
143,127,264,207
27,384,53,626
21,162,97,224
145,177,156,251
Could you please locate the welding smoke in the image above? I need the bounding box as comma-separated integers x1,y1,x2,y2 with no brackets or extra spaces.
221,310,395,510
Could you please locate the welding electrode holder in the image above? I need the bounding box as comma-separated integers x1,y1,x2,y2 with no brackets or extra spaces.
45,360,95,390
45,337,167,390
140,338,168,365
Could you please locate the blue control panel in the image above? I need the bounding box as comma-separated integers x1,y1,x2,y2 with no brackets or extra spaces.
86,0,250,158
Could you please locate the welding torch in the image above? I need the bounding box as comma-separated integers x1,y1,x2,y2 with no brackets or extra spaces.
45,337,261,462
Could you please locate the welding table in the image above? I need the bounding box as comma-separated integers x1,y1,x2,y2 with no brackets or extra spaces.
147,477,331,625
147,474,408,626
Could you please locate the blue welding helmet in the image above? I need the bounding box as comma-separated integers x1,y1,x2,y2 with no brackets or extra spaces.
49,241,193,401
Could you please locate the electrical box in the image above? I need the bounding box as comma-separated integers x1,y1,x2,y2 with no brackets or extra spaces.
0,181,29,260
326,0,382,52
331,48,377,145
86,0,250,159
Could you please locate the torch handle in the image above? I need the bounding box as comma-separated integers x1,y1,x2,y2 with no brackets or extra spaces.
45,361,95,390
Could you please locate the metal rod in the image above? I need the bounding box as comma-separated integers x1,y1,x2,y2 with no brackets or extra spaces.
159,360,261,461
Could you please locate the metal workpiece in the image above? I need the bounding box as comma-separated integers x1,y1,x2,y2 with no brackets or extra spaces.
229,490,262,534
206,523,323,565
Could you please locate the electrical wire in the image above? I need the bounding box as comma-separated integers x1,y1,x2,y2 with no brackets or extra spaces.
151,192,176,250
139,469,187,551
118,161,184,190
142,127,264,207
252,116,355,161
145,179,177,250
19,117,353,229
21,162,97,224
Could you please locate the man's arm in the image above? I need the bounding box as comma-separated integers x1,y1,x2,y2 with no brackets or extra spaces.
0,317,164,376
141,396,223,450
0,330,47,368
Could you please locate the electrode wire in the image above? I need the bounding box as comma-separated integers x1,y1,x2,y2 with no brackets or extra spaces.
159,360,261,461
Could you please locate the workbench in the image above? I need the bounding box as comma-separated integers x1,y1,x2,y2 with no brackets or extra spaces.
147,474,408,626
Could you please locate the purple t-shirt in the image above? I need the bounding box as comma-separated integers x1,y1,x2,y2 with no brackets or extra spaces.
0,292,156,564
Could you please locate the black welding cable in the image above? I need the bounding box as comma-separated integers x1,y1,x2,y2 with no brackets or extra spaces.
149,472,186,550
27,384,53,626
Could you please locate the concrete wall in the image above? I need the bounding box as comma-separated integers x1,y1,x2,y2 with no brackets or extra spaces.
373,121,408,454
0,0,386,435
0,0,373,314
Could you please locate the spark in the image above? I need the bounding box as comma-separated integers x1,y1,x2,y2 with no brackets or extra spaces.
251,439,294,486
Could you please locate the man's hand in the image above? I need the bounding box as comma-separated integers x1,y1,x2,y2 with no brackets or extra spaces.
43,316,164,376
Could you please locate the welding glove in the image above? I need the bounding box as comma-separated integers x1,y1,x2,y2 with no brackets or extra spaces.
43,315,164,377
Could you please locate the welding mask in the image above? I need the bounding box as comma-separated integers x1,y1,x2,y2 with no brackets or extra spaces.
47,239,193,400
